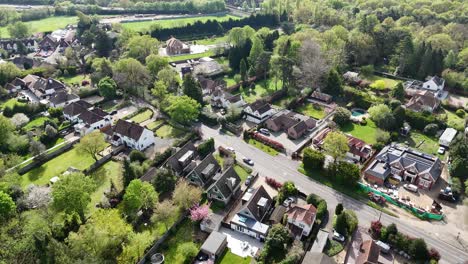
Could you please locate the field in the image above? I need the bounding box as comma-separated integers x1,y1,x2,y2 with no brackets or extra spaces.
61,74,90,86
21,147,96,187
155,124,185,139
340,119,378,145
365,74,399,89
296,103,327,119
121,14,239,32
218,250,252,264
130,109,153,124
0,16,79,38
247,138,279,156
398,131,441,157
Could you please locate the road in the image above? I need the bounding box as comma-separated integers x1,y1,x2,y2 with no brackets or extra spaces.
199,124,468,264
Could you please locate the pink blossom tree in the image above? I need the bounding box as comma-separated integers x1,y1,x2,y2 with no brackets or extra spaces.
189,203,210,222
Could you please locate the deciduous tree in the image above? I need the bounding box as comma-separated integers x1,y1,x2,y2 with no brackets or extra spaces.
0,191,16,222
7,21,30,39
152,200,178,231
122,179,158,218
173,180,202,211
323,131,349,162
75,131,107,161
126,35,159,63
165,95,201,125
97,77,117,99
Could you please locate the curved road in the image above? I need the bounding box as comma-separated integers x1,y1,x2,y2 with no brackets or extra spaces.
199,124,468,264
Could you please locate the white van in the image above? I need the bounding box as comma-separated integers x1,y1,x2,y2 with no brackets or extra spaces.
403,184,418,193
376,240,390,254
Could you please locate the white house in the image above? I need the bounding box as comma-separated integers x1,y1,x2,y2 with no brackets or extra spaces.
423,76,445,92
111,119,155,151
74,108,111,135
210,88,246,109
243,100,276,124
439,128,457,148
63,100,93,122
286,204,317,240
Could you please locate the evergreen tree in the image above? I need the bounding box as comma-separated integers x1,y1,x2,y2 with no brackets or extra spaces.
417,44,432,79
323,69,343,96
123,159,135,188
182,74,203,105
444,50,457,69
433,49,444,75
249,36,264,74
392,82,405,100
240,59,248,84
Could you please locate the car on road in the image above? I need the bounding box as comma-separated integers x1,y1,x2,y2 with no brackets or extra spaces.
226,147,235,153
243,158,254,166
332,231,345,242
376,240,390,254
437,146,445,154
403,184,418,193
258,128,270,136
245,175,253,186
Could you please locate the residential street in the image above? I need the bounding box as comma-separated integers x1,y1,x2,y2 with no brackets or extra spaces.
199,124,468,264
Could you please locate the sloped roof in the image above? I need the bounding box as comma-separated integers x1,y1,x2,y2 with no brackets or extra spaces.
165,141,198,174
310,91,332,102
190,154,221,185
113,119,145,141
356,240,380,264
63,101,88,116
248,100,270,113
405,90,439,112
240,185,272,221
166,37,184,48
207,166,241,198
287,204,317,226
290,120,308,135
78,109,104,125
49,91,79,105
91,108,109,117
430,76,444,86
302,252,336,264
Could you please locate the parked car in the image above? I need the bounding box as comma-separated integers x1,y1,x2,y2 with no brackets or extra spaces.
332,231,345,242
437,146,445,154
438,187,457,202
243,158,254,166
403,184,418,193
245,175,253,186
376,241,390,254
110,110,118,115
282,197,296,207
368,193,386,205
259,128,270,136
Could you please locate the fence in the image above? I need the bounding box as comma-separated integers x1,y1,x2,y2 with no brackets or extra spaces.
83,145,125,175
358,183,444,221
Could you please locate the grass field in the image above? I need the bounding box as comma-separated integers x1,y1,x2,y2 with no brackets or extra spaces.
168,50,214,62
23,116,51,131
130,109,153,124
365,74,399,89
121,15,239,32
218,250,252,264
0,16,78,38
160,219,200,264
155,124,184,139
21,147,96,187
296,103,327,119
248,138,279,156
398,131,442,157
88,161,123,214
340,119,378,145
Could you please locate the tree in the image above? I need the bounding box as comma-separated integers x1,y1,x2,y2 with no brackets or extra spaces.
335,203,344,215
126,35,159,63
444,50,457,69
265,224,290,253
0,191,16,222
51,172,95,221
249,36,264,73
333,107,351,126
0,115,14,148
299,39,329,87
177,242,198,263
423,123,439,136
123,179,158,218
146,54,168,76
173,180,202,211
360,65,374,77
368,104,395,131
165,95,201,125
0,62,21,85
118,232,153,264
113,58,150,97
392,82,405,100
409,238,429,261
7,22,30,39
152,168,176,194
189,203,210,222
97,77,117,99
75,131,107,161
152,200,178,231
10,113,29,128
376,129,391,145
277,181,298,204
323,131,349,162
182,74,203,104
334,211,347,235
157,67,180,92
29,140,46,161
151,80,168,102
240,58,248,83
94,29,112,57
323,69,343,96
303,148,325,171
68,209,132,262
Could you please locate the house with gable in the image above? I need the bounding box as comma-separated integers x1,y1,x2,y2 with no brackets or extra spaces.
266,110,317,139
243,100,276,124
63,100,111,135
166,36,190,55
286,204,317,239
186,154,222,188
199,77,225,96
210,87,246,109
230,185,273,241
206,166,241,205
49,91,80,108
405,90,440,113
111,119,155,151
63,100,93,122
164,142,199,176
423,76,445,92
364,143,442,189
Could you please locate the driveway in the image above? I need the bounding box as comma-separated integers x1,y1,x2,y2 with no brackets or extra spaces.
113,105,138,122
198,124,468,264
220,227,263,258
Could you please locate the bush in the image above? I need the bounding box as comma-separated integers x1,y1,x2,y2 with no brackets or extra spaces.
303,148,325,171
129,150,146,163
306,193,322,206
197,138,215,158
316,200,328,221
48,107,63,118
423,123,439,136
335,203,343,215
455,109,465,117
360,65,374,77
409,238,429,261
199,110,218,126
333,107,351,126
266,177,282,190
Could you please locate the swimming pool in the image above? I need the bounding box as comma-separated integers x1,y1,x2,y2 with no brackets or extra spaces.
351,109,366,117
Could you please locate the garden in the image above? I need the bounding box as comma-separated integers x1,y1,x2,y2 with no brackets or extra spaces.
218,250,252,264
154,124,185,139
159,219,202,264
296,103,327,119
0,16,79,38
340,119,378,145
397,131,442,157
130,109,153,124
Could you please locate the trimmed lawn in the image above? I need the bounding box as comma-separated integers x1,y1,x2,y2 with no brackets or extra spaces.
398,131,442,157
0,16,78,38
23,116,51,131
21,147,95,187
160,219,200,264
168,50,214,62
340,119,378,145
247,138,279,156
155,124,185,139
233,165,250,182
297,103,327,119
121,15,239,32
443,109,465,131
1,98,22,110
61,74,89,86
219,250,252,264
146,120,164,130
88,161,123,214
130,109,153,123
365,74,399,89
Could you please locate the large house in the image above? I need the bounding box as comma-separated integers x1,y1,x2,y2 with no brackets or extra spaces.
164,142,199,176
186,154,222,188
243,100,276,124
18,74,66,100
206,166,242,205
364,143,442,189
309,91,332,104
110,119,155,151
423,76,445,92
265,110,317,139
49,91,80,108
210,88,246,109
63,101,111,135
199,77,225,96
63,100,92,122
405,90,440,113
230,186,273,241
314,128,373,163
286,204,317,239
166,37,190,55
0,38,37,53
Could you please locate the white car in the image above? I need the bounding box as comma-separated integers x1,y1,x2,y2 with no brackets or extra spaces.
333,231,345,242
226,147,235,153
403,184,418,193
437,146,445,154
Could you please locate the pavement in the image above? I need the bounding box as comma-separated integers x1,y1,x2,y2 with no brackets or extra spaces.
220,227,263,258
198,124,468,264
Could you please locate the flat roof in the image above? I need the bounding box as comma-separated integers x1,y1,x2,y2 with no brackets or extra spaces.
439,128,457,143
310,229,329,253
200,231,227,255
231,214,269,235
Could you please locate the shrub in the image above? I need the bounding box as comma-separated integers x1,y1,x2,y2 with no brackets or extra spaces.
360,65,374,77
303,148,325,171
48,107,63,118
335,203,343,215
316,200,328,221
428,248,441,261
266,177,282,190
370,220,383,238
455,109,465,117
129,150,146,163
333,107,351,126
306,193,322,206
197,138,215,158
370,80,386,90
409,238,429,261
423,123,439,136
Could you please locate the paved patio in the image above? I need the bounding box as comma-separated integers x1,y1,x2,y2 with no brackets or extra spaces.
220,227,263,258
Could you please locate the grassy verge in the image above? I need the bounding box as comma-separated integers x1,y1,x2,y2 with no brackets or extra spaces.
247,138,279,156
218,249,252,264
366,201,399,218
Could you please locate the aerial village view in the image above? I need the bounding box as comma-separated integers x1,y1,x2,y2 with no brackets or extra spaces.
0,0,467,263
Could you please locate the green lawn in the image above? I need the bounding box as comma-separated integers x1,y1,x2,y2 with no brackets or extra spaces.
21,147,96,187
365,74,399,89
88,161,123,214
296,103,327,119
232,78,283,104
160,219,200,264
121,15,239,32
324,240,344,257
61,74,90,86
155,124,185,139
233,165,250,182
398,131,442,157
168,50,215,62
340,119,378,145
443,109,465,131
247,138,279,156
1,98,22,110
146,120,164,130
194,35,228,45
0,16,79,38
23,116,51,131
130,109,153,124
218,250,252,264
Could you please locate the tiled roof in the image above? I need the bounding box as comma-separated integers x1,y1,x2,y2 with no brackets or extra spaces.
49,91,79,105
113,119,145,141
356,240,380,264
207,166,241,199
241,185,272,221
63,101,88,116
287,204,317,226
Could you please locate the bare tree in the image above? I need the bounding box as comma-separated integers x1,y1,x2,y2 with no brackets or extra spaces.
299,39,330,88
24,185,51,209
